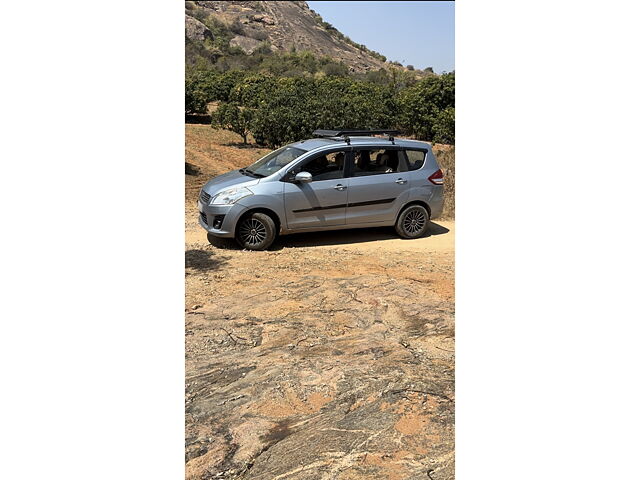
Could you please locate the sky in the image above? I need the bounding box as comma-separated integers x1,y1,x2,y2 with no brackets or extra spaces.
306,1,455,73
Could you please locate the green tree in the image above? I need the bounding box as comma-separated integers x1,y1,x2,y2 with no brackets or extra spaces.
433,107,455,144
211,102,253,144
213,70,248,101
241,77,399,148
185,68,250,109
199,65,454,147
185,75,208,114
229,73,277,107
398,72,454,141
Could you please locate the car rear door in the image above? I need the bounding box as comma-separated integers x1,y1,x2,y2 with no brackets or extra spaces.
344,146,411,225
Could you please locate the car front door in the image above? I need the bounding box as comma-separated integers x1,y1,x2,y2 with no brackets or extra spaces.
283,149,348,230
345,147,411,225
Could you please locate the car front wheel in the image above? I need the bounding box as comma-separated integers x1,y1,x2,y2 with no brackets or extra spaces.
235,212,276,250
395,205,429,239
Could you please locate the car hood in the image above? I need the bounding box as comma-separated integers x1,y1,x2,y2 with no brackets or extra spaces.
201,170,260,195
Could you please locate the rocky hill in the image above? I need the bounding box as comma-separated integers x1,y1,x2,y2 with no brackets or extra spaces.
185,1,405,73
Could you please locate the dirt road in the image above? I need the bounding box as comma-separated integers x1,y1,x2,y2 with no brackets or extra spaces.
185,126,455,479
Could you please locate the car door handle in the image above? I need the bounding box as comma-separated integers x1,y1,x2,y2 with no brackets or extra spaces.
334,184,347,191
395,178,407,184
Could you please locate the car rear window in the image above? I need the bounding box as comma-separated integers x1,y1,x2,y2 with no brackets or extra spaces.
405,150,426,171
352,149,402,176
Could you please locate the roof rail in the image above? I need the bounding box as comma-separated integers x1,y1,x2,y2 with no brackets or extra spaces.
313,129,399,137
312,129,400,145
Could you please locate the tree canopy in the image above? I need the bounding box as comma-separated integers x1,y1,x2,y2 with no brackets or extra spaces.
186,67,455,146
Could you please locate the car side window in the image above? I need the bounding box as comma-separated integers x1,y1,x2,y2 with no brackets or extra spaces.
351,149,405,176
293,150,346,181
405,150,427,171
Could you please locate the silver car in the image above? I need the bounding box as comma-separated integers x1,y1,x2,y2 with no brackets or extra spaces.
198,129,444,250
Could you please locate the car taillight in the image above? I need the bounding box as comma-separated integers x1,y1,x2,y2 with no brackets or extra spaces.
428,169,444,185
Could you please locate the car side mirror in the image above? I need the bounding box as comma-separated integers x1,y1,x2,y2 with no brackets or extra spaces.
294,171,312,183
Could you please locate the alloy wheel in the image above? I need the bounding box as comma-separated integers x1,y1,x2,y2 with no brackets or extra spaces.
239,218,267,246
403,208,426,234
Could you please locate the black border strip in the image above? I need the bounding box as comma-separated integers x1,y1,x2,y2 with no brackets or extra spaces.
292,197,395,213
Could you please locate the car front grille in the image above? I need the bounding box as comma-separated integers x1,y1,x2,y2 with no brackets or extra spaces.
200,190,211,204
200,211,208,225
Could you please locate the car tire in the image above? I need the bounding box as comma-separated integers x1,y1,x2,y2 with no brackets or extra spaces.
395,205,429,239
235,212,277,250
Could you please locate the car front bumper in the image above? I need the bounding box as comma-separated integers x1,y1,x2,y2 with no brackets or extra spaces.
197,200,248,238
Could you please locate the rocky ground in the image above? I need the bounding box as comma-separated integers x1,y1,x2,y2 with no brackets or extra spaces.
185,126,455,479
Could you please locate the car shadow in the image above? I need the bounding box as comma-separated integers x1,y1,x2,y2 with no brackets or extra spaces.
205,222,450,251
272,221,450,250
185,249,229,271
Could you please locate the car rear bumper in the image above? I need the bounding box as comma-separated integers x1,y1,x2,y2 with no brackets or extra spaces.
428,187,444,219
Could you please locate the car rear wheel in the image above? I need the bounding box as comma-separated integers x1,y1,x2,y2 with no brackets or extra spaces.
395,205,429,239
235,212,276,250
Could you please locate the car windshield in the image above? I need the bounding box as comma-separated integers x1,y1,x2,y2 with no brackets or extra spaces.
243,146,306,177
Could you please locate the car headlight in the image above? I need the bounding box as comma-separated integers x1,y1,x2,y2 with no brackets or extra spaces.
210,187,253,205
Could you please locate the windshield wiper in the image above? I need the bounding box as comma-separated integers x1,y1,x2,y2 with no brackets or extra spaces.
239,168,266,178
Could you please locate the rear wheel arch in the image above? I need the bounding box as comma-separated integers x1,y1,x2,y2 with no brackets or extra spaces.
396,200,431,222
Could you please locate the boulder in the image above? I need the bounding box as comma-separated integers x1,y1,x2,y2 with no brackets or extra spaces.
249,14,276,26
185,15,213,42
229,35,262,54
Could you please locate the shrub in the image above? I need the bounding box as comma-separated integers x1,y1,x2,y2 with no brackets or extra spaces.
252,41,272,55
186,64,455,148
185,68,254,113
229,73,277,107
322,62,349,77
397,72,455,141
185,75,209,114
190,8,208,24
232,76,398,148
211,102,254,144
193,11,234,52
435,147,455,218
356,68,391,86
433,107,455,145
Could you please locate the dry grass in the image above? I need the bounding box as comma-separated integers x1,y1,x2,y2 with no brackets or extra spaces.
433,145,455,219
185,125,269,179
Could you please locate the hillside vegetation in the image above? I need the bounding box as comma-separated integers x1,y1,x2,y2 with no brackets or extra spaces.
185,1,415,73
186,1,455,147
